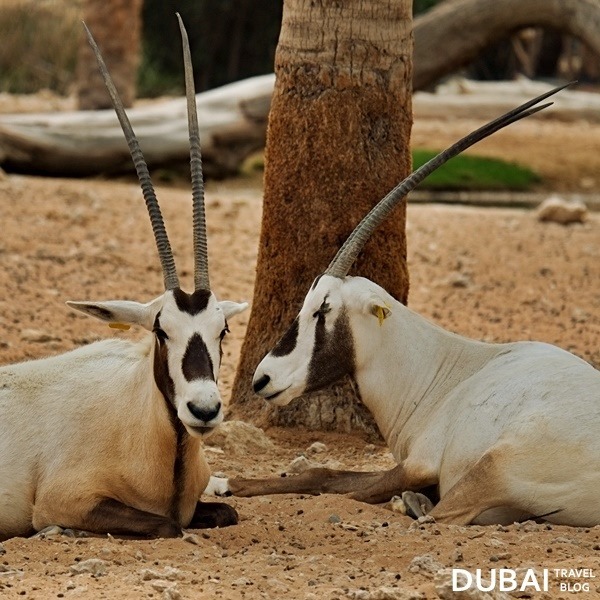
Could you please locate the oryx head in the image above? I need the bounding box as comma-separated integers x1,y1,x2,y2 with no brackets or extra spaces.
252,83,569,406
69,17,247,436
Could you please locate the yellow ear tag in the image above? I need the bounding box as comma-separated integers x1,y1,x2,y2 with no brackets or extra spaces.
375,306,386,327
109,322,131,331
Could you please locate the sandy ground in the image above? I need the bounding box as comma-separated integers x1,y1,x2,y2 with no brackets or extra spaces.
0,111,598,600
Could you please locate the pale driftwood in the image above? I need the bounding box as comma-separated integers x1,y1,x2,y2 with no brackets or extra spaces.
413,76,600,123
1,75,600,177
2,0,600,177
0,75,274,177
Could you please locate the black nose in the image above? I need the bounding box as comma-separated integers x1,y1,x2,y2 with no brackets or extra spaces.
253,374,271,394
187,401,221,423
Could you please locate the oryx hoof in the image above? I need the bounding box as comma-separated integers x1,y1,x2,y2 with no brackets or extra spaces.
190,501,239,529
401,491,435,519
32,525,92,539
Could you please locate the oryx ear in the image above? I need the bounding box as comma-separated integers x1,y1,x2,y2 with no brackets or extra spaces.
66,298,163,331
367,298,391,326
219,300,249,320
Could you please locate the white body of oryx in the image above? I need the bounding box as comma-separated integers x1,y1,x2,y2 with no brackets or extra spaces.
252,275,600,525
347,279,600,525
0,337,209,539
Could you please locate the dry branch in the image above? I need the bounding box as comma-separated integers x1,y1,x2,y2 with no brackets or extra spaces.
1,75,598,177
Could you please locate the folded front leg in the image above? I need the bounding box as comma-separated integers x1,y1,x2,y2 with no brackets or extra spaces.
218,463,432,505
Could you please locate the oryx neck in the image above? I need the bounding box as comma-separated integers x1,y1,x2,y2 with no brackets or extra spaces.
354,303,500,445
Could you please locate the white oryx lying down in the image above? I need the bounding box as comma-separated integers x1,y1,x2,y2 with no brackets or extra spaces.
0,17,247,540
216,83,600,526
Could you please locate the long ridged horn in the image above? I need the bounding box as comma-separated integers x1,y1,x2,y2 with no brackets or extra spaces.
177,14,210,292
83,22,180,291
325,82,573,278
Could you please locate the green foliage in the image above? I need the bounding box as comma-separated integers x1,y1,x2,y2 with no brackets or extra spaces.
241,149,540,191
0,1,80,94
412,150,540,191
413,0,441,16
137,56,182,98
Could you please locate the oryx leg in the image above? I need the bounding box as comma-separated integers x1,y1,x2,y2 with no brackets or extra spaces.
228,464,433,505
34,498,180,538
83,498,183,537
188,501,238,529
429,451,513,525
34,489,183,538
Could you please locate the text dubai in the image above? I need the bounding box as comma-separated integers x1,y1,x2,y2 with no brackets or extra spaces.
452,569,549,593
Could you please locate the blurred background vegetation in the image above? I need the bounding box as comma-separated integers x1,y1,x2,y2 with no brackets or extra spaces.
0,0,285,97
0,0,81,94
3,0,595,99
1,0,594,188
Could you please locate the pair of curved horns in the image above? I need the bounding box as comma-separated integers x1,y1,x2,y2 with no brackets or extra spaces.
83,14,210,292
325,81,573,278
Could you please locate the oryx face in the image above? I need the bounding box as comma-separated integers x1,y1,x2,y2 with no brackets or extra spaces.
252,275,355,406
82,16,250,435
68,290,247,436
152,289,247,435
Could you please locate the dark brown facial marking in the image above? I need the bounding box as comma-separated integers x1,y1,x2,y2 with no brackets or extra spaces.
152,312,169,342
182,333,214,381
173,288,211,315
306,309,355,393
153,337,175,409
271,317,299,358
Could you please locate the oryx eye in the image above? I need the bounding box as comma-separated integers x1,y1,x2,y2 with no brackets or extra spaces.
153,327,169,343
219,325,230,340
313,300,331,319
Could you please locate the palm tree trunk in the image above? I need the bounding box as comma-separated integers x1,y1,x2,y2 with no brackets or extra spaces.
230,0,413,437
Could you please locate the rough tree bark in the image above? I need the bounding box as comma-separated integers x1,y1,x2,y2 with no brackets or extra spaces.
229,0,413,437
77,0,143,110
414,0,600,90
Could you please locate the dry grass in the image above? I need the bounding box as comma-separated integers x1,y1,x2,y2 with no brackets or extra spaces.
0,0,81,94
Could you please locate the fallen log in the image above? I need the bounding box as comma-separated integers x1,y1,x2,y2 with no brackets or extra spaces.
1,75,599,177
413,76,600,122
0,75,274,178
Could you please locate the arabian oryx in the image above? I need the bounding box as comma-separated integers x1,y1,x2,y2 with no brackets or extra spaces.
0,17,247,540
219,83,600,527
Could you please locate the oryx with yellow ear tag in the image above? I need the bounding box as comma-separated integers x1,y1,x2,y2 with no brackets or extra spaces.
216,83,600,528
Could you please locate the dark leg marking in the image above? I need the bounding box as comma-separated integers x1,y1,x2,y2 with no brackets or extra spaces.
189,502,238,529
87,498,182,538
